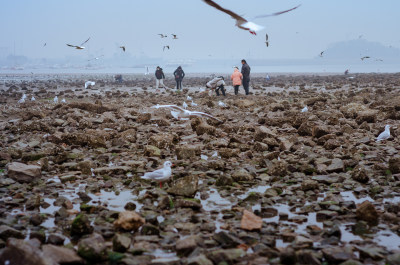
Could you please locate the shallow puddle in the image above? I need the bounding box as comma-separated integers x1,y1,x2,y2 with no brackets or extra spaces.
237,185,271,200
195,188,232,212
340,191,375,204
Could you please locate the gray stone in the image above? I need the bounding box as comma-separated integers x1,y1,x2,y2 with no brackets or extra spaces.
7,162,41,183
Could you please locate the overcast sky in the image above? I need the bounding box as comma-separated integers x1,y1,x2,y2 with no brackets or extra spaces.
1,0,399,61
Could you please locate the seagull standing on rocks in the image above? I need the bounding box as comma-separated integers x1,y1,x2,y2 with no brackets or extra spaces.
53,96,58,104
31,96,36,101
376,125,391,142
301,106,308,112
85,81,95,89
141,161,173,188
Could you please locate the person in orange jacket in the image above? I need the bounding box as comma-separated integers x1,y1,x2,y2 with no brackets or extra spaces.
231,66,243,95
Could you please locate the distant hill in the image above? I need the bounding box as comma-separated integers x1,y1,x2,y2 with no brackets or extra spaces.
318,39,400,62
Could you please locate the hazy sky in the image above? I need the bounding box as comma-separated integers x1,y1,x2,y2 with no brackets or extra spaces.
1,0,399,60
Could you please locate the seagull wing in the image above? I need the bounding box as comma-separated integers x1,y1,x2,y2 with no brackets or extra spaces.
142,168,164,180
189,111,223,122
80,37,90,46
203,0,247,23
266,34,268,41
66,44,78,48
253,4,301,19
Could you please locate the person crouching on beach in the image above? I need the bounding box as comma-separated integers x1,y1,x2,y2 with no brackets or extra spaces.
206,76,226,96
155,66,167,89
231,67,243,95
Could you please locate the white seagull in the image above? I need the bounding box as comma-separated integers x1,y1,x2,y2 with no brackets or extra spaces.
218,101,227,107
53,96,58,103
31,96,36,101
66,37,90,50
376,125,391,142
141,161,173,188
301,106,308,113
202,0,300,35
182,101,188,109
187,96,193,101
85,81,95,89
61,98,66,103
191,101,198,107
151,104,223,122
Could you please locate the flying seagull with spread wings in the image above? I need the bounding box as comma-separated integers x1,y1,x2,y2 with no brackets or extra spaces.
158,34,167,38
171,34,178,39
151,104,223,123
265,33,269,47
163,45,170,51
120,46,126,52
202,0,300,35
66,37,90,49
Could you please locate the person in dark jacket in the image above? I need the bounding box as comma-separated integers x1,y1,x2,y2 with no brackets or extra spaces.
173,66,185,90
155,66,166,89
241,59,251,95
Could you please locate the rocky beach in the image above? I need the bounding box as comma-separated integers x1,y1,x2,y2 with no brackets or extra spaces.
0,72,400,265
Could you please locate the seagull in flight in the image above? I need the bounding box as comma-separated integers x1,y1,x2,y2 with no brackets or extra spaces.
151,104,223,122
163,45,170,51
171,34,178,39
88,55,104,61
158,34,168,38
202,0,300,35
43,43,47,47
66,37,90,49
319,51,325,57
265,33,269,47
120,46,126,52
361,56,370,61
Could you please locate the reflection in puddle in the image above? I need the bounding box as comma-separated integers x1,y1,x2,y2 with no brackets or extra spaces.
195,188,232,212
88,190,145,212
340,191,374,204
238,185,271,200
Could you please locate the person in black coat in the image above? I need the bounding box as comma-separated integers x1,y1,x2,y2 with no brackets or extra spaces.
173,66,185,90
241,59,251,95
155,66,166,89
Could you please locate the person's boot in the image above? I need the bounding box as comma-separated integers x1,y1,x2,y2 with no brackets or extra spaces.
216,88,220,96
234,87,238,95
221,86,226,96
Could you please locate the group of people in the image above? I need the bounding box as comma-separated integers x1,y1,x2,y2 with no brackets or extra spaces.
154,59,251,96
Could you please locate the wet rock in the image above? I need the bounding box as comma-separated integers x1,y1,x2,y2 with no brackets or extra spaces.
167,175,198,197
7,162,41,183
114,211,145,231
351,165,369,183
326,158,344,173
140,223,160,236
0,225,24,240
213,231,243,248
42,244,84,264
312,124,330,138
280,247,297,265
0,238,47,265
218,148,238,158
356,201,379,225
386,252,400,265
124,202,137,211
389,156,400,174
144,145,162,157
175,199,202,210
120,128,137,143
232,169,254,182
324,139,341,150
240,210,262,231
294,235,313,248
255,126,277,142
77,233,108,263
113,233,131,252
176,145,201,160
216,174,233,186
176,235,203,256
301,179,319,191
149,133,178,149
296,250,321,265
357,246,385,260
70,213,94,236
356,109,378,124
30,213,44,226
206,248,246,265
194,121,216,135
322,247,356,264
46,233,66,245
312,174,341,185
187,254,213,265
316,210,339,221
266,159,288,177
264,188,279,198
